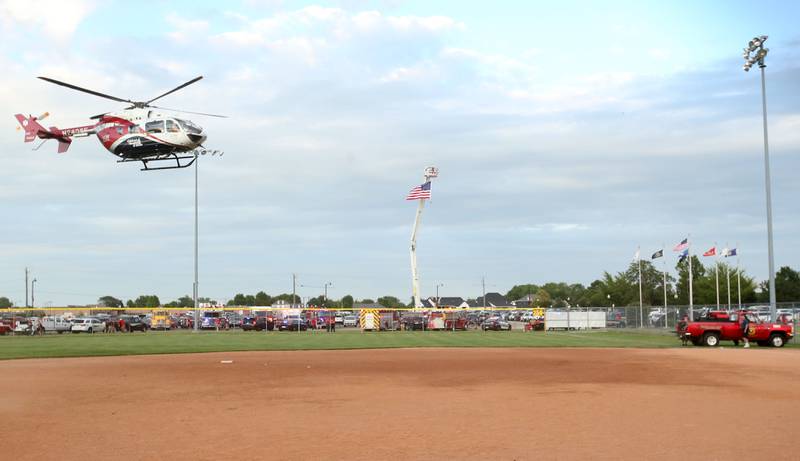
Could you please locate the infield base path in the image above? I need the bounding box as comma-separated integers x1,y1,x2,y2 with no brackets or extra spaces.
2,347,799,460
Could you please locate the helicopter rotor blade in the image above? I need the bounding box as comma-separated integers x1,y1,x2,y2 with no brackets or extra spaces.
144,76,204,106
38,76,135,104
149,105,227,118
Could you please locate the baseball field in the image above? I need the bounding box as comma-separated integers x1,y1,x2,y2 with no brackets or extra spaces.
2,331,799,460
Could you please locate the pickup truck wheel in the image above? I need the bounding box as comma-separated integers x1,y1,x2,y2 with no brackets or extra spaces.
769,333,785,348
702,332,720,347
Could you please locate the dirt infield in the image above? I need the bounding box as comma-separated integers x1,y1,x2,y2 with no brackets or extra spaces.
2,348,799,460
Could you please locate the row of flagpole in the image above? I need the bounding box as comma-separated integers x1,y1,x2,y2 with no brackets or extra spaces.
635,237,742,327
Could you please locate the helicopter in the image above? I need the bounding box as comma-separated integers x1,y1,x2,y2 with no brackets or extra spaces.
14,76,225,171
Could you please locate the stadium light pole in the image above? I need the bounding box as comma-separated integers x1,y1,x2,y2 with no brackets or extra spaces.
193,152,199,332
742,35,777,322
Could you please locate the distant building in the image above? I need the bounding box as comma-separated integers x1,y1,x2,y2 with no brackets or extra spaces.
474,292,512,308
511,294,536,308
426,296,468,308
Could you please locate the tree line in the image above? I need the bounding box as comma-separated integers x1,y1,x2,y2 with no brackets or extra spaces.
2,261,799,309
505,260,800,308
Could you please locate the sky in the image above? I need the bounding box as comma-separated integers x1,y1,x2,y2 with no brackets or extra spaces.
1,0,799,306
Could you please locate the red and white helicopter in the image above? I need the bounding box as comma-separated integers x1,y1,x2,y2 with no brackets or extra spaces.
14,76,224,170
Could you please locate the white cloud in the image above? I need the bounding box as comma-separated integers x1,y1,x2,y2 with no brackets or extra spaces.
0,0,94,41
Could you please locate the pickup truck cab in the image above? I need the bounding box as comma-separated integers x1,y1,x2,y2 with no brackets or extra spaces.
680,310,793,347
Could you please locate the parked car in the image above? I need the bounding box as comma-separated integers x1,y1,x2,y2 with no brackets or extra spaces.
343,315,358,327
119,315,148,332
241,317,257,331
255,313,276,331
201,312,229,330
71,318,106,333
482,317,512,331
13,318,35,334
402,316,425,331
279,315,307,331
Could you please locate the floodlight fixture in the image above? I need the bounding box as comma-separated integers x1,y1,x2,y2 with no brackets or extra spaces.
742,35,768,72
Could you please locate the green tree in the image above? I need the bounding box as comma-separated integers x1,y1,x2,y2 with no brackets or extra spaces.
274,293,300,305
133,295,160,307
340,295,354,308
377,296,402,308
229,294,247,306
358,298,375,304
505,284,539,303
532,288,551,307
126,299,135,308
0,297,12,308
775,266,800,302
165,295,194,308
622,260,675,306
254,291,272,306
675,256,706,305
98,296,123,308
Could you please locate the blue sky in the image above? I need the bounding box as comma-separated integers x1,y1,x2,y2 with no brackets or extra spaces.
1,0,799,306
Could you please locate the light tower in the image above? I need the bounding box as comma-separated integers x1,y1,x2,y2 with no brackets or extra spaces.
742,35,776,323
410,166,438,308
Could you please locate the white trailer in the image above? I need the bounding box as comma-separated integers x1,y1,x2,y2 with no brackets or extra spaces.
545,310,606,330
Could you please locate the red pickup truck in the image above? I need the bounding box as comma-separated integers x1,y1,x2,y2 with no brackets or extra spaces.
678,310,793,347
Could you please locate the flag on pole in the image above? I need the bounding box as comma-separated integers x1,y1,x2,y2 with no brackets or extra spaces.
677,249,689,262
405,181,432,200
633,248,640,262
651,249,663,259
724,248,738,257
673,238,689,252
703,247,716,257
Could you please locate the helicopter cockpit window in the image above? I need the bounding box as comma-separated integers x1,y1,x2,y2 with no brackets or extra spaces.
145,120,164,134
166,120,180,133
176,118,202,134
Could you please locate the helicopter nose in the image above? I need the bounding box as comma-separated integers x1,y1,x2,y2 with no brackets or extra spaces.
187,132,207,145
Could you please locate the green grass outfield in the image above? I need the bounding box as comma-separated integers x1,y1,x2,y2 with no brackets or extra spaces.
0,328,724,360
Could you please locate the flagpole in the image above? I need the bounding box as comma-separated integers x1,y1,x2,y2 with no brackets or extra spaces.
714,242,720,309
736,242,742,310
726,242,731,310
662,242,667,329
638,245,643,328
688,235,694,320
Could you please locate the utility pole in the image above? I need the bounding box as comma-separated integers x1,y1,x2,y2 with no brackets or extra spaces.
292,273,297,309
482,276,486,309
25,268,29,308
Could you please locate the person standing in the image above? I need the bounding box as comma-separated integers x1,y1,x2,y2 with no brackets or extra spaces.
741,313,751,348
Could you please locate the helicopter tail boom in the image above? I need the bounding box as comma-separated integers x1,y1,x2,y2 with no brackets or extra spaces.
14,113,86,153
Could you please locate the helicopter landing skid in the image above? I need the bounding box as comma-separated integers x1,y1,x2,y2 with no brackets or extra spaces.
117,153,197,171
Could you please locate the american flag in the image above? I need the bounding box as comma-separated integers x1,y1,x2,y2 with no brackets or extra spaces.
405,181,432,200
673,238,689,252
